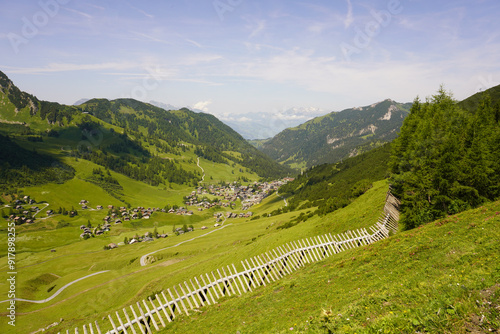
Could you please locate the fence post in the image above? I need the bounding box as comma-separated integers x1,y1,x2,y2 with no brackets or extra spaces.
248,257,264,286
188,279,203,307
158,292,174,322
129,305,146,334
200,274,217,304
211,271,224,298
277,246,293,274
253,256,271,284
241,261,255,291
136,302,153,334
217,268,231,296
194,276,210,305
149,297,166,328
123,308,138,334
304,239,319,262
285,242,301,269
173,286,189,316
222,267,237,295
263,252,282,279
167,288,183,316
271,249,287,276
116,311,128,334
226,265,242,295
232,263,247,295
298,239,313,263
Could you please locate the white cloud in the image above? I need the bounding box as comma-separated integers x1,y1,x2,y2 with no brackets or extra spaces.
344,0,353,28
248,19,266,38
193,100,212,112
3,62,137,74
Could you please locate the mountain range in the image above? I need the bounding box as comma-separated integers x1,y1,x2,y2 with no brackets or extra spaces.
0,70,292,193
256,99,412,169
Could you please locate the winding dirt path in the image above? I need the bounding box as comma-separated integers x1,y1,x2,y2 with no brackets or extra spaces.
197,156,205,182
0,271,109,304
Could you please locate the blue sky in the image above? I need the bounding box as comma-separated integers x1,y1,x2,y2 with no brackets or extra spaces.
1,0,499,121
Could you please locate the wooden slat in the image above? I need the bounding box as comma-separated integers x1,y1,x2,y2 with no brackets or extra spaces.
158,292,174,322
227,265,242,295
184,281,199,309
115,311,128,334
195,276,209,306
123,308,138,334
211,271,224,298
200,274,217,304
232,263,247,295
149,297,165,328
166,288,182,316
136,302,152,334
108,314,119,334
130,305,146,334
172,286,189,316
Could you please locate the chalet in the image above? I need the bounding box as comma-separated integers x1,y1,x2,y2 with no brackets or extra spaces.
107,243,118,249
201,226,208,230
108,205,114,209
129,238,139,244
114,219,122,224
46,210,53,215
95,230,104,236
79,200,88,205
214,223,220,227
142,214,150,219
96,205,103,210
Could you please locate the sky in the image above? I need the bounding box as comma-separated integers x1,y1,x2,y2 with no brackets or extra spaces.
1,0,499,133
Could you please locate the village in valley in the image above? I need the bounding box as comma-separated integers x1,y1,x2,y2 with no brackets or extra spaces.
2,178,294,249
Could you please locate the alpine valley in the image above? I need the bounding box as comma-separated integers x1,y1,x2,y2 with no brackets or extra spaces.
1,68,499,334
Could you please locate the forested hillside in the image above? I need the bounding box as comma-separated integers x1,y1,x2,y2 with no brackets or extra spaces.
390,87,500,229
0,70,291,191
258,99,411,169
278,143,392,216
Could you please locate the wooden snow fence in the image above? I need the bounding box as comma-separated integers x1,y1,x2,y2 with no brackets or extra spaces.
60,192,399,334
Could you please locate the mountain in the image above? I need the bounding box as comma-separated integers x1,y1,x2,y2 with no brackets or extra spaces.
0,70,292,194
457,83,500,112
258,99,412,169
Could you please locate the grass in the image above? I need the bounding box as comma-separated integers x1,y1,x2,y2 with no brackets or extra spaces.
0,180,388,333
157,199,500,334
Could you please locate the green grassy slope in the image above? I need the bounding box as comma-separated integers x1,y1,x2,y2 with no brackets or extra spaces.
159,199,500,334
0,180,389,333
